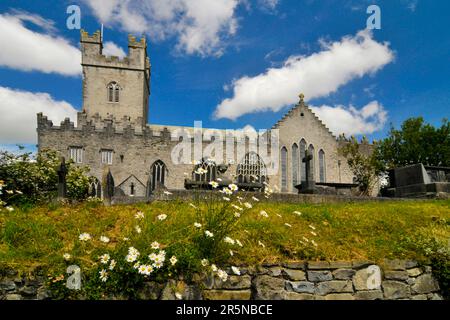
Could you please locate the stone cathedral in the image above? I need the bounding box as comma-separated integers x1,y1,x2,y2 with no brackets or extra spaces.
37,30,358,199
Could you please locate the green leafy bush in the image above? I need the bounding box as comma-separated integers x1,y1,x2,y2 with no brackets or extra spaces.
0,148,93,207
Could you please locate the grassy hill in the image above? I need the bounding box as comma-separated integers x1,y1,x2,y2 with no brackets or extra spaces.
1,199,448,274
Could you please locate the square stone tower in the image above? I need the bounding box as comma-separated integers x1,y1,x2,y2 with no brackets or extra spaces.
80,30,151,125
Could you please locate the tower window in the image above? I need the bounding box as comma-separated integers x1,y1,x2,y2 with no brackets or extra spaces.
101,149,113,164
69,146,83,164
107,82,120,103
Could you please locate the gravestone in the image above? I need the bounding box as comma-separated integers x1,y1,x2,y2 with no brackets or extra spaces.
393,164,430,187
57,157,68,199
387,163,450,198
301,150,315,194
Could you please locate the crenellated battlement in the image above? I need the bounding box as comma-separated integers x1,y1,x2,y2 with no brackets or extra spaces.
80,30,150,72
37,112,269,146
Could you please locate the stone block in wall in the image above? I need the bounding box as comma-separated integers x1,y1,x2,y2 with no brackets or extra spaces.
353,266,382,291
383,259,407,271
282,269,306,281
160,280,202,300
328,261,352,269
382,281,411,299
283,292,315,300
5,294,22,300
0,280,16,291
411,274,440,294
285,281,315,294
307,271,333,282
406,268,423,277
316,280,353,295
354,290,383,300
137,281,165,300
384,271,409,281
252,275,285,300
317,293,355,300
308,261,330,269
203,290,251,300
214,275,251,290
281,261,306,270
332,268,356,280
352,260,375,269
410,294,428,300
268,267,282,277
19,285,37,297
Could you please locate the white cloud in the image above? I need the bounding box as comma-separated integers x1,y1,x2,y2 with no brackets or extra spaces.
259,0,279,10
310,101,388,136
0,87,78,144
0,12,81,75
214,30,394,120
84,0,240,57
103,41,127,59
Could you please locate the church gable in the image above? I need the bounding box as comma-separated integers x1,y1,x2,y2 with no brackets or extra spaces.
272,95,336,141
117,175,146,197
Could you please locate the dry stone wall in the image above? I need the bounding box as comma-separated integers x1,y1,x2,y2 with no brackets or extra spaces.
0,260,443,300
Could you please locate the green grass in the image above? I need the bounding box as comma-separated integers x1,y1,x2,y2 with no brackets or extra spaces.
0,199,449,274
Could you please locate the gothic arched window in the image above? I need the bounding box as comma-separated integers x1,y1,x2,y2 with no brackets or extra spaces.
281,147,288,191
150,160,167,191
107,81,120,103
193,158,217,183
292,143,299,187
236,152,267,184
299,139,307,182
308,144,315,181
319,149,326,183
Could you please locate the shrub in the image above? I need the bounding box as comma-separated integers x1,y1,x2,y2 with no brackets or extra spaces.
0,148,93,207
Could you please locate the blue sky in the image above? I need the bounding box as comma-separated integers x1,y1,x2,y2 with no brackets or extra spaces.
0,0,449,152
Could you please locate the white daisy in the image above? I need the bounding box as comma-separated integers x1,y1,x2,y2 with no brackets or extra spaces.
63,253,71,261
157,214,167,221
151,241,160,249
99,253,110,264
224,237,235,245
99,269,108,282
79,233,91,241
201,259,209,267
260,210,269,218
209,181,219,188
205,230,214,238
170,256,177,265
135,211,145,219
231,266,241,275
100,236,110,243
194,222,202,228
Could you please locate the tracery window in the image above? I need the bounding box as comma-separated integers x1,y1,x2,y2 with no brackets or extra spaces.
236,152,267,184
150,160,167,191
319,149,326,183
107,81,120,103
